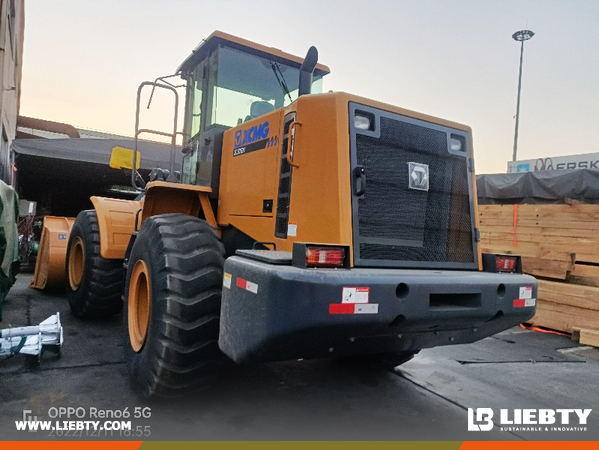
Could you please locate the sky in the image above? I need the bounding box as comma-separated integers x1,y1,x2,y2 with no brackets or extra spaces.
19,0,599,174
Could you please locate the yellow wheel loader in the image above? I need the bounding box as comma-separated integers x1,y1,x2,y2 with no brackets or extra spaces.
65,31,537,399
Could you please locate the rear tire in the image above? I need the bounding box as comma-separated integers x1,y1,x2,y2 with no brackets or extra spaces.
123,214,225,399
66,210,123,319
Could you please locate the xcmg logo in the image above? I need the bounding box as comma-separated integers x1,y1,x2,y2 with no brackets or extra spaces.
468,408,592,432
234,121,269,148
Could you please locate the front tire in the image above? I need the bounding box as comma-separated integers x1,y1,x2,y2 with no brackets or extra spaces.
65,210,123,319
123,214,225,399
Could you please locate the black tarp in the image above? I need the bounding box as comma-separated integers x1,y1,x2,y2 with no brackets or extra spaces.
11,137,182,170
477,169,599,205
12,138,184,217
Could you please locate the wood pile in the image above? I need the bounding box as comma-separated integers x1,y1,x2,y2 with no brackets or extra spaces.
478,204,599,346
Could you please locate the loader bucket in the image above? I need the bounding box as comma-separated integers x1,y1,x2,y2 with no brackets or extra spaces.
30,217,75,290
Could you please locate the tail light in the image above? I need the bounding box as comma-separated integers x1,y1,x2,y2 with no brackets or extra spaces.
306,246,345,268
496,255,517,272
292,243,349,269
481,253,522,274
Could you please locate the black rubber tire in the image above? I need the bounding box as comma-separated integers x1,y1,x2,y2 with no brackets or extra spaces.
65,210,124,319
123,214,225,399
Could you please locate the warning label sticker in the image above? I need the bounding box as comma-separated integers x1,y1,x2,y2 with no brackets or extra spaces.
223,273,232,289
519,286,533,299
288,222,297,237
342,287,370,304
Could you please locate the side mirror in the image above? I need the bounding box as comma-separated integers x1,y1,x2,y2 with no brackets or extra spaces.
110,147,140,170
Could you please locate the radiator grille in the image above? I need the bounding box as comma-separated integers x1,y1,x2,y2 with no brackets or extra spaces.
352,109,475,268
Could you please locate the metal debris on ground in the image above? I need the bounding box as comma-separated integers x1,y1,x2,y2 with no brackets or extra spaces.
0,312,63,362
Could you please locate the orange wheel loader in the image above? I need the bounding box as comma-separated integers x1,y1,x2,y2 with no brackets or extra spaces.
64,31,537,399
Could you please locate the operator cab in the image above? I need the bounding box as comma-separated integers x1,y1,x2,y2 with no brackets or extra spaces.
177,31,330,192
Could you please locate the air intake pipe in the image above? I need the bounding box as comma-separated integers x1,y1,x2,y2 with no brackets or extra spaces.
298,46,318,97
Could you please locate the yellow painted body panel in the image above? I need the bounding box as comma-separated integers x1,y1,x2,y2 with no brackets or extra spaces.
31,216,75,290
92,183,219,260
91,197,142,259
217,91,478,268
218,110,283,221
141,181,218,232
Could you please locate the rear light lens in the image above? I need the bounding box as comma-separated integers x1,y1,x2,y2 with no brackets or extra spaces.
306,246,345,268
496,255,517,272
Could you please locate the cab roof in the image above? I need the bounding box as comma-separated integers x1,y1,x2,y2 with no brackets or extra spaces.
177,31,331,77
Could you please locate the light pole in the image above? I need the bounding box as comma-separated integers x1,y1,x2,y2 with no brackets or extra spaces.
511,29,534,163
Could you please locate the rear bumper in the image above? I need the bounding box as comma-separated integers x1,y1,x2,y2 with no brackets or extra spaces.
219,256,537,364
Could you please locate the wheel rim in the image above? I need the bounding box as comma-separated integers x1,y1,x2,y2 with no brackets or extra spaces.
68,236,85,291
128,260,152,352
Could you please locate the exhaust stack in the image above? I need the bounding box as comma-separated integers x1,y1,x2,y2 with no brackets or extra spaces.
298,46,318,96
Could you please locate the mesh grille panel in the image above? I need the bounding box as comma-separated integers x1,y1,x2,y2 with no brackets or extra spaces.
353,114,474,266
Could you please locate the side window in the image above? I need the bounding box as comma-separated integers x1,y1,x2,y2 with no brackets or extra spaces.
185,65,204,141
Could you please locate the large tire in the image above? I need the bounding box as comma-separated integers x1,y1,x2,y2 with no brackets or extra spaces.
123,214,225,399
66,210,124,319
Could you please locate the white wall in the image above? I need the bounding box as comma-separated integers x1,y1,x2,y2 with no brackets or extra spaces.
0,0,24,184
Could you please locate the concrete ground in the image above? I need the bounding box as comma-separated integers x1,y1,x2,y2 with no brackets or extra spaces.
1,274,598,441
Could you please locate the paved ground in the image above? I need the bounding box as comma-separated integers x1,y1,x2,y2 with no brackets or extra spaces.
1,274,598,441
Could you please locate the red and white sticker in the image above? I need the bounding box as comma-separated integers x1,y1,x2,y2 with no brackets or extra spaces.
342,287,370,304
519,286,533,299
236,277,259,294
330,303,379,314
513,298,536,308
223,273,232,289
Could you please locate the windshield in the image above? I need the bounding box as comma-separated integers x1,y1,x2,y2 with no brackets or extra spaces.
185,45,324,138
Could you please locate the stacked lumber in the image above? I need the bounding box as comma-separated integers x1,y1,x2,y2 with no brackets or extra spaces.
478,204,599,344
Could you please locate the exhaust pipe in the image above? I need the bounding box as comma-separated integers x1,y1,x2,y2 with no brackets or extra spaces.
298,46,318,97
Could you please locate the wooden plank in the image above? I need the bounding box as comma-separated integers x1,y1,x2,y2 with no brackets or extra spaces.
479,226,599,239
479,204,599,221
482,232,599,248
528,300,599,333
482,241,599,260
572,264,599,277
579,329,599,348
538,280,599,311
520,255,574,280
480,218,599,231
481,241,599,264
569,264,599,287
480,245,575,261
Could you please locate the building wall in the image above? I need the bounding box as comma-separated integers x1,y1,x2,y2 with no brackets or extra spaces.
0,0,24,185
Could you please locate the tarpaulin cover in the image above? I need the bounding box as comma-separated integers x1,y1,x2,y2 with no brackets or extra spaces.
477,169,599,205
11,137,182,170
0,181,19,321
